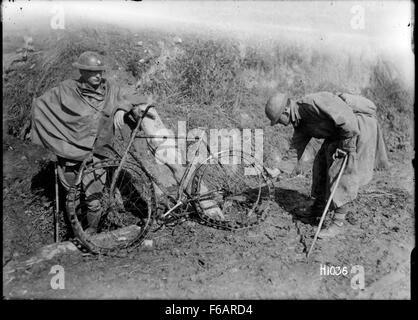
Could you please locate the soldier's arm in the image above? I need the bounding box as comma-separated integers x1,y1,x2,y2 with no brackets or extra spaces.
310,93,360,152
290,129,312,162
113,86,144,128
115,86,157,126
329,112,359,153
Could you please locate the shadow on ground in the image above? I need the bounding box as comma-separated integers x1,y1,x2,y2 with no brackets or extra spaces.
273,187,318,226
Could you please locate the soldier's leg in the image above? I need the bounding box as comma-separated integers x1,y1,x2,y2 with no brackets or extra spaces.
318,142,348,238
297,143,327,222
82,157,107,234
57,159,82,213
317,204,347,238
311,143,328,210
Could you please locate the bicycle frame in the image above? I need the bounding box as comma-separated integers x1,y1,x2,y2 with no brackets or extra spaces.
108,106,273,223
109,104,155,196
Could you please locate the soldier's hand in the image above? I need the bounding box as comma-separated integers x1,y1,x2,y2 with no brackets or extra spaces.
114,110,126,129
133,105,156,120
332,148,347,160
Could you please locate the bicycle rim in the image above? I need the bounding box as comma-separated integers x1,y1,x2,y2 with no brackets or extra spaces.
66,159,156,254
189,150,273,230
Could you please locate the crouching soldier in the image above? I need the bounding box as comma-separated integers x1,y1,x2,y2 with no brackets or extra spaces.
31,51,150,235
265,91,389,238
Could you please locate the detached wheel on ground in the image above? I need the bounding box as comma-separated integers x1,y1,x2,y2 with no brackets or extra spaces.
66,159,156,254
189,150,273,230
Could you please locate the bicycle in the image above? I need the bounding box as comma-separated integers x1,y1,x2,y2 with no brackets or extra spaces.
66,105,275,254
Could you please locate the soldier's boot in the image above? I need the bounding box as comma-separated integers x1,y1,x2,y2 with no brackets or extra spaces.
318,205,347,239
85,199,103,236
297,198,325,223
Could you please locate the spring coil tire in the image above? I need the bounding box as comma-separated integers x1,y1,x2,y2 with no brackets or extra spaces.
66,159,156,254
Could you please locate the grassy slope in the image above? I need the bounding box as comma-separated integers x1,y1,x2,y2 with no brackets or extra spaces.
4,22,413,155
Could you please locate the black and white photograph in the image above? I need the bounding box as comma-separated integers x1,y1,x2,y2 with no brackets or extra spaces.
2,0,414,302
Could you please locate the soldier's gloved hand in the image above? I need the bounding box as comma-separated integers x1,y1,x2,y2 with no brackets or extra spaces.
332,148,347,160
333,137,356,160
114,110,126,129
137,109,156,120
133,105,156,120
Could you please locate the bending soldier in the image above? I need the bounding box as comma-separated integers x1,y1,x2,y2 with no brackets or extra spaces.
265,91,389,238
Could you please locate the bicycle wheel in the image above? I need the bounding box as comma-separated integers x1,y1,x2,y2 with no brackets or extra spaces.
66,159,156,254
189,150,273,230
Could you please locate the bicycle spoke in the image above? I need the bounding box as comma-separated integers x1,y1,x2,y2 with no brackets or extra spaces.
188,150,272,230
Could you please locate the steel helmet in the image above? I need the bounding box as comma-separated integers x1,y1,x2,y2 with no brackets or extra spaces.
265,93,289,126
72,51,106,71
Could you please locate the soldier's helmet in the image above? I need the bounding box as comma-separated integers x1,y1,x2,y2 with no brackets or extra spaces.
72,51,106,71
265,93,289,126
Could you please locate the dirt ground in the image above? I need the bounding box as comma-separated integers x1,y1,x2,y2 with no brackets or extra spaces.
3,134,414,299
